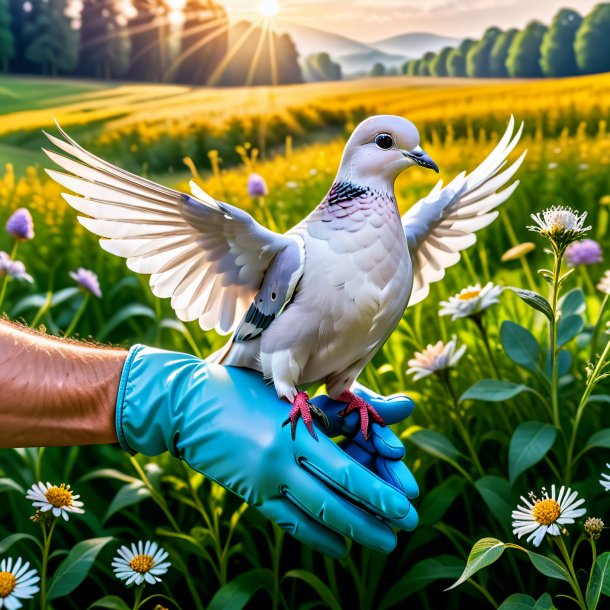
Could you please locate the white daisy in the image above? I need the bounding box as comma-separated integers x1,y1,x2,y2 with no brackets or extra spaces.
439,282,503,320
0,557,40,610
599,464,610,491
597,272,610,296
528,206,591,250
512,485,586,547
406,338,466,381
112,541,170,587
25,482,84,521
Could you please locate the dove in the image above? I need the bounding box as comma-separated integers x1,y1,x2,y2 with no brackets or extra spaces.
43,115,524,440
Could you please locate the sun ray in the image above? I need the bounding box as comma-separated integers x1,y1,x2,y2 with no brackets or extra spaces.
268,18,279,87
245,20,269,87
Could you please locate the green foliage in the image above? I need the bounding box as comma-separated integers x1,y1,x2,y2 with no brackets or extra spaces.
467,27,502,77
506,21,548,77
371,62,386,77
447,39,475,77
575,3,610,75
430,46,453,77
0,0,14,72
489,29,518,77
447,538,506,589
406,58,420,76
508,422,557,484
304,52,342,82
418,51,436,77
540,8,582,77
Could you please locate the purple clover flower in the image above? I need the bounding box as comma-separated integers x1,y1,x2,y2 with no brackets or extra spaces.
5,208,34,241
0,251,33,282
247,173,268,197
565,239,603,267
70,268,102,298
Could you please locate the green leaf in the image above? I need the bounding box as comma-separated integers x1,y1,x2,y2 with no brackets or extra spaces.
0,478,25,494
405,429,461,463
560,288,586,317
79,468,139,485
378,555,463,609
584,429,610,452
498,593,556,609
474,476,513,525
460,380,532,403
104,481,151,523
557,314,584,347
207,569,274,610
501,321,540,371
446,538,506,590
587,552,610,609
0,533,42,554
419,475,465,526
509,422,557,485
99,304,157,340
87,596,131,610
284,570,341,610
527,551,570,582
47,537,113,600
509,288,553,322
587,395,610,404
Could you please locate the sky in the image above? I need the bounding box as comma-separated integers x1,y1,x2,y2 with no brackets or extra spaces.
222,0,600,42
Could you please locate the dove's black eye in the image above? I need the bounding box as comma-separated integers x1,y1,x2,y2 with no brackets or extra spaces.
375,133,394,150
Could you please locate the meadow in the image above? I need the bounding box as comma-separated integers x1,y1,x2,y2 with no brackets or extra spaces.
1,72,610,609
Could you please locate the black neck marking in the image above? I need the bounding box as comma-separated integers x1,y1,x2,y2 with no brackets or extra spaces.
327,181,370,206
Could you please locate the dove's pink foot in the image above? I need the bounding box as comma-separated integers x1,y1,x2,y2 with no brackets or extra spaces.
338,390,385,440
282,392,329,441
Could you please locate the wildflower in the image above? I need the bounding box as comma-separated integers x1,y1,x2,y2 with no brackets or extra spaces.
512,485,586,547
599,195,610,206
501,242,535,262
112,541,170,586
247,173,268,197
597,271,610,295
5,208,34,241
69,268,102,298
584,517,604,540
406,338,466,380
439,282,503,320
547,162,558,170
0,253,32,283
26,482,84,521
600,464,610,491
565,239,602,267
528,206,591,253
0,557,40,609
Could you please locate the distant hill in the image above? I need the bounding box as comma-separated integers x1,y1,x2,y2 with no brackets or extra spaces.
338,50,408,75
371,32,461,58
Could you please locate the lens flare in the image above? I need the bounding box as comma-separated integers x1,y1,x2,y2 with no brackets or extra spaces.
258,0,279,17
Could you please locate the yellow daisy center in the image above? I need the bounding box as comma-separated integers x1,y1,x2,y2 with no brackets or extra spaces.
130,554,154,574
0,572,16,597
459,289,481,300
533,498,561,525
45,484,73,508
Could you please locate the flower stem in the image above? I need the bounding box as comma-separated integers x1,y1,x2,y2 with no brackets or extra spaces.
63,293,89,338
133,585,144,610
30,290,53,329
555,536,587,610
549,252,562,429
0,241,18,312
471,315,501,379
40,518,57,610
590,294,609,362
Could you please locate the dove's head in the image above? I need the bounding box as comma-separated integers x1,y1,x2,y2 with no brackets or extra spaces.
338,115,438,189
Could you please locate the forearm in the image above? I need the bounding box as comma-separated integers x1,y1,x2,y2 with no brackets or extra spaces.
0,319,126,447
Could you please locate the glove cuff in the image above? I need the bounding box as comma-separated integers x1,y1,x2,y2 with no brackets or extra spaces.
115,343,144,454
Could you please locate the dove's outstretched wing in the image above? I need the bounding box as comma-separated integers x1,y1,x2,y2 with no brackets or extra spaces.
402,116,525,306
43,125,304,335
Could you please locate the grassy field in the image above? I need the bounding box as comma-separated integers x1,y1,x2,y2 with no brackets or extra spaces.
1,72,610,609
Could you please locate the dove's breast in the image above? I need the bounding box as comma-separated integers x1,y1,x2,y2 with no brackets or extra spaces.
260,190,412,400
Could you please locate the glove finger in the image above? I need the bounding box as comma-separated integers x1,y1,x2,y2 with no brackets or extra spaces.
389,501,419,532
299,441,410,520
351,423,406,460
340,440,376,469
286,470,397,553
352,388,415,425
256,498,347,559
374,456,419,499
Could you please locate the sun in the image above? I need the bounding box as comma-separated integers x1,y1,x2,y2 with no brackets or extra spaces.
258,0,279,17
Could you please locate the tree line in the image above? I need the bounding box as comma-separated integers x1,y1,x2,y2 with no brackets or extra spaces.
402,4,610,79
0,0,303,85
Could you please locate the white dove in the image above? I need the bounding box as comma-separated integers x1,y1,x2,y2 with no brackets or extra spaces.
43,115,524,440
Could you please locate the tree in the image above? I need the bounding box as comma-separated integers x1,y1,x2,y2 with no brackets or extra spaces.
24,0,78,75
126,0,165,82
575,3,610,75
430,46,452,77
447,39,474,77
304,52,341,81
407,58,420,76
401,59,411,74
506,20,547,77
371,62,386,77
467,27,501,77
77,0,130,79
540,8,582,77
489,28,517,77
172,0,229,85
0,0,14,71
419,51,436,76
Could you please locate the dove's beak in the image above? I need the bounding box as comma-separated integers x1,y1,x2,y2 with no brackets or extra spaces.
403,146,439,173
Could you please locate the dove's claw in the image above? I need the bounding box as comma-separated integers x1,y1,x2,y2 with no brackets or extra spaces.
282,391,327,441
338,390,386,440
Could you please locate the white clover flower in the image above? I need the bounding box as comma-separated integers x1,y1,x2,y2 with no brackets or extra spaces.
512,485,586,547
528,206,591,251
0,557,40,609
597,272,610,296
439,282,503,321
600,464,610,491
112,541,170,586
406,337,466,381
26,482,84,521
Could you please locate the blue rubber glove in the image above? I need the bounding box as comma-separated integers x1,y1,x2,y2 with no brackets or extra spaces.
116,345,418,558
